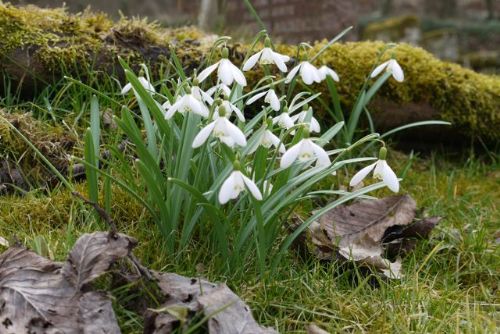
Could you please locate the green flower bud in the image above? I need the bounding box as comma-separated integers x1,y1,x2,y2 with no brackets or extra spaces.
378,147,387,160
222,47,229,59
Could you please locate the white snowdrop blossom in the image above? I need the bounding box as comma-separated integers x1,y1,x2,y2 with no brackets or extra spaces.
272,111,295,130
164,91,209,119
192,115,247,148
214,100,245,122
191,85,214,105
121,76,155,95
243,43,290,72
291,110,320,133
349,148,399,192
198,48,247,86
248,129,286,154
246,88,281,111
206,84,232,99
318,65,340,82
286,61,322,85
280,138,330,169
219,170,263,204
370,59,404,82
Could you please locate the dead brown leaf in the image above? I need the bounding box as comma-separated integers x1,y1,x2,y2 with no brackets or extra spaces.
145,272,277,334
0,232,136,333
308,195,440,278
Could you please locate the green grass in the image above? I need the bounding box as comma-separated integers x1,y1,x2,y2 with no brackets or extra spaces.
0,66,498,333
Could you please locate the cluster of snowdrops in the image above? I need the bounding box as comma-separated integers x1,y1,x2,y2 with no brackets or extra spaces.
114,33,405,271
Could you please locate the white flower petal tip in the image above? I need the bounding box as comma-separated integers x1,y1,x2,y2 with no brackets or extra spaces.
272,113,295,130
350,159,400,193
290,110,320,133
121,76,155,95
165,93,209,119
193,117,246,149
370,59,404,82
218,171,262,204
318,65,340,82
198,59,247,86
247,89,281,111
243,47,290,72
286,61,322,85
280,139,330,169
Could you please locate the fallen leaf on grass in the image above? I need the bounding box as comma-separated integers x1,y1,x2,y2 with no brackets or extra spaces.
307,195,440,278
145,272,277,334
0,231,135,333
306,323,330,334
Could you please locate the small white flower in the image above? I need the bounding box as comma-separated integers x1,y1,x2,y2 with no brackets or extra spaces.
349,159,399,192
290,110,320,133
272,112,295,130
262,180,273,196
214,100,245,122
206,84,232,98
198,52,247,86
246,88,281,111
121,76,155,95
370,59,404,82
164,92,209,119
191,86,214,105
243,47,290,72
280,138,330,169
286,61,322,85
318,65,340,82
219,170,263,204
248,129,285,154
192,116,247,148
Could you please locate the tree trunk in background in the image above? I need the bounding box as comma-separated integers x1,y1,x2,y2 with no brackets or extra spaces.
198,0,218,31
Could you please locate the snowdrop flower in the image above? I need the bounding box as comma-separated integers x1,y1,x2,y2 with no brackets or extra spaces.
243,37,290,72
272,107,295,130
206,84,232,99
370,59,404,82
246,88,281,111
280,138,330,169
349,147,399,192
248,127,285,154
192,106,246,148
318,65,340,82
214,100,245,122
219,169,262,204
198,47,247,86
121,76,155,95
291,109,320,133
164,88,209,119
286,61,322,85
191,84,214,105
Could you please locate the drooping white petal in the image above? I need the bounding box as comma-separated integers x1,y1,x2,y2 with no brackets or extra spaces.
349,162,377,187
300,63,315,85
285,64,301,83
311,142,330,167
164,99,182,119
121,82,132,95
280,141,303,168
198,62,219,82
200,90,214,105
266,131,286,153
242,50,262,71
219,172,244,204
246,91,267,105
297,139,315,162
223,119,247,146
310,117,321,133
192,121,216,148
139,77,155,92
370,61,389,78
265,89,281,111
241,174,263,200
218,59,234,86
319,65,340,82
388,59,404,82
227,101,245,122
380,160,400,192
162,100,171,110
219,135,236,147
185,95,204,116
270,50,289,72
273,113,294,129
230,63,247,86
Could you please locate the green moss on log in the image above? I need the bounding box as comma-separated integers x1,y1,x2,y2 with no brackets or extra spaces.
0,3,499,141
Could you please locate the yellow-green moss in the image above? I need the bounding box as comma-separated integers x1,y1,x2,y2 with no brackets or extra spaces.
274,41,500,140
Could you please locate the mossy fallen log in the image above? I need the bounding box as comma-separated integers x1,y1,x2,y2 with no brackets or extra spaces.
0,3,499,142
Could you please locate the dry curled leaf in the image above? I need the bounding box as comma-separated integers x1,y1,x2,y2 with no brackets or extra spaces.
145,272,277,334
308,195,439,278
0,232,136,334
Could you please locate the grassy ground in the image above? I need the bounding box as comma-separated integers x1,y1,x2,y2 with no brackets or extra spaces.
0,73,499,333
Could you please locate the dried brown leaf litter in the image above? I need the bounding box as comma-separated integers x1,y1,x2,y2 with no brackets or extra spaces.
0,230,276,333
306,195,441,278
